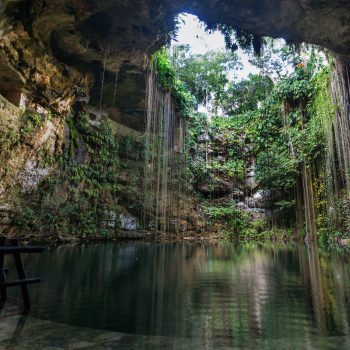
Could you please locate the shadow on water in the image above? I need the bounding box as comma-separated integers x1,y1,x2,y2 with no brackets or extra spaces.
3,242,350,348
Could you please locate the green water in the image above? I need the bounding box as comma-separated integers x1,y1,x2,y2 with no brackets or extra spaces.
6,242,350,349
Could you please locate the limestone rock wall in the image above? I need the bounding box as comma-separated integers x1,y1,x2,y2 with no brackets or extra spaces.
2,0,350,240
0,95,65,235
2,1,350,130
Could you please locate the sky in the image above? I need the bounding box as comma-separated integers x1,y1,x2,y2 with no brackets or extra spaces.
171,13,260,81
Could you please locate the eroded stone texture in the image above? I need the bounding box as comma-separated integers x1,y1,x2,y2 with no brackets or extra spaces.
0,28,90,114
2,0,350,129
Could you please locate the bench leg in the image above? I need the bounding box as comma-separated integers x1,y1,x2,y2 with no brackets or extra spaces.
14,253,31,312
0,253,7,302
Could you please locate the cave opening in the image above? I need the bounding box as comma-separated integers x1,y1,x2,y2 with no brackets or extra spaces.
142,11,330,238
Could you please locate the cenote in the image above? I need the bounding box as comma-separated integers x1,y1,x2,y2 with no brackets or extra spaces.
3,1,350,349
4,242,350,349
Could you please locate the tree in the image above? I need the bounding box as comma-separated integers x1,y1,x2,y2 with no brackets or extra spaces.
222,74,273,115
172,45,242,113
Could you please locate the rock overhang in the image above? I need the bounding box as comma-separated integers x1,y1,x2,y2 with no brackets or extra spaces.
1,0,350,129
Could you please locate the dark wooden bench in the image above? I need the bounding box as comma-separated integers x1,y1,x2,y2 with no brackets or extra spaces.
0,237,44,312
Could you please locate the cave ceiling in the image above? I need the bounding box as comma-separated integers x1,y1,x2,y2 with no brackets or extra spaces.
1,0,350,129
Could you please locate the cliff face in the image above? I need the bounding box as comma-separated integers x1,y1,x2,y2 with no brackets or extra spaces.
2,0,350,240
0,95,65,235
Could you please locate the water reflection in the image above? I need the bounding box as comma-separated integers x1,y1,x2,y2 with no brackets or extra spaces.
8,243,350,347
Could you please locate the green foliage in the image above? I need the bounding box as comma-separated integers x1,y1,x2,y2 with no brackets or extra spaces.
255,149,296,191
205,201,252,238
276,66,314,102
14,112,122,238
205,201,291,241
153,49,195,117
222,74,273,115
19,111,45,136
245,60,329,193
250,39,303,79
0,124,20,161
216,24,239,52
181,40,339,242
0,109,48,166
207,159,244,180
186,112,209,152
172,45,242,112
153,49,176,89
216,24,262,54
67,116,79,158
243,228,294,242
118,134,135,158
305,67,334,163
5,40,338,242
326,196,350,238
